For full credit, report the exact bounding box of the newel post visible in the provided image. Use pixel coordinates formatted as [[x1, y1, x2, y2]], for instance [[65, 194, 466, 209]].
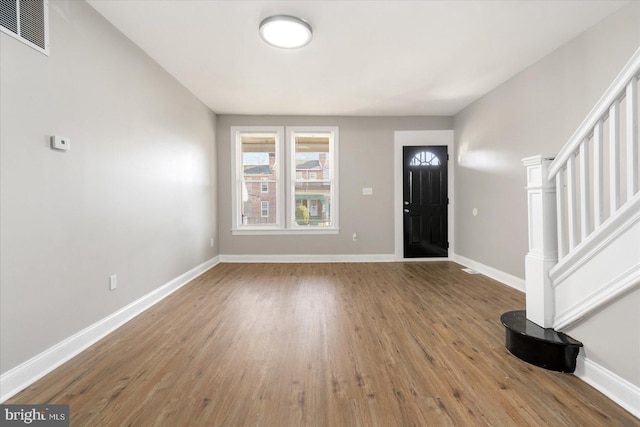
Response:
[[522, 156, 558, 328]]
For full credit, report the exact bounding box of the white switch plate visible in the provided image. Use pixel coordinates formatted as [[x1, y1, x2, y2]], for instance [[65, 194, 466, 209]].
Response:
[[362, 187, 373, 196], [109, 275, 117, 290], [51, 135, 71, 151]]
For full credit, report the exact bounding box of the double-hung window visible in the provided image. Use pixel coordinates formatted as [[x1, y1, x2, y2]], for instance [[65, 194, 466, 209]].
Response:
[[231, 126, 339, 234]]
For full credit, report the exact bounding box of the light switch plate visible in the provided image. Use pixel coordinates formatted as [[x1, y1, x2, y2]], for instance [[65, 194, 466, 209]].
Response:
[[362, 187, 373, 196]]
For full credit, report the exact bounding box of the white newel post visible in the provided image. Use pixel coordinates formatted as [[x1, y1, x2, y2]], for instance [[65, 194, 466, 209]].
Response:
[[522, 156, 557, 328]]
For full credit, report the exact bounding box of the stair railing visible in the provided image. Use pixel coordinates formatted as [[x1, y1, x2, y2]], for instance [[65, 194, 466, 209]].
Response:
[[548, 48, 639, 260], [523, 47, 640, 328]]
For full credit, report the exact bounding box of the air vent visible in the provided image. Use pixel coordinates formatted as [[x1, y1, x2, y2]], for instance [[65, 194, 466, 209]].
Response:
[[0, 0, 49, 55]]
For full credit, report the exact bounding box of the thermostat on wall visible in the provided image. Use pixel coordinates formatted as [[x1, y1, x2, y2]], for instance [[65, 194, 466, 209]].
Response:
[[51, 135, 71, 151]]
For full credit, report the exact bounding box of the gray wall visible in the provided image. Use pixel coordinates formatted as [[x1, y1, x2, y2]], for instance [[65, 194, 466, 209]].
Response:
[[0, 1, 217, 374], [453, 2, 640, 279], [452, 2, 640, 386], [567, 287, 640, 387], [217, 115, 451, 255]]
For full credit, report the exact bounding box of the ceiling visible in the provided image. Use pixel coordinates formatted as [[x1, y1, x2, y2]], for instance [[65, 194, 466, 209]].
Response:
[[87, 1, 629, 116]]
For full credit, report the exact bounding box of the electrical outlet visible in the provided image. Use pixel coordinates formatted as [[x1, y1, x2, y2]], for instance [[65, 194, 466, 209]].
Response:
[[51, 135, 71, 151], [109, 275, 117, 290], [210, 238, 214, 247], [352, 232, 358, 242]]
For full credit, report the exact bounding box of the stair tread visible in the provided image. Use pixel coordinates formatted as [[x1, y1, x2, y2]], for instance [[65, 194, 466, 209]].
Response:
[[500, 310, 583, 347]]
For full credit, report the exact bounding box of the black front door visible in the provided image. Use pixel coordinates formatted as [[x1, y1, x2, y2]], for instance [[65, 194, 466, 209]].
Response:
[[403, 145, 448, 258]]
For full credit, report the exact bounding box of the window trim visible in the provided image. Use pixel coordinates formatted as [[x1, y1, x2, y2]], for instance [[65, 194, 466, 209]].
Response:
[[287, 126, 339, 231], [230, 126, 284, 232], [230, 125, 339, 235]]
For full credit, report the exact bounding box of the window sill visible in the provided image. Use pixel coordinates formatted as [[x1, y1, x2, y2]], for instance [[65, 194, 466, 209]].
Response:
[[231, 228, 340, 236]]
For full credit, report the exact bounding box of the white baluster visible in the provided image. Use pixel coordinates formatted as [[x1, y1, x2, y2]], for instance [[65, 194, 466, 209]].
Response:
[[627, 77, 638, 198], [556, 170, 566, 260], [567, 153, 578, 249], [593, 120, 604, 227], [579, 139, 591, 238], [610, 102, 620, 213]]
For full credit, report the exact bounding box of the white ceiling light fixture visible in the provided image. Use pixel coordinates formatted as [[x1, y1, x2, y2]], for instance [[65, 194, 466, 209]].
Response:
[[259, 15, 312, 49]]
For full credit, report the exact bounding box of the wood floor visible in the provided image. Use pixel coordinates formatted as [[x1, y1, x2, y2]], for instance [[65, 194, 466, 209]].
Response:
[[7, 262, 639, 426]]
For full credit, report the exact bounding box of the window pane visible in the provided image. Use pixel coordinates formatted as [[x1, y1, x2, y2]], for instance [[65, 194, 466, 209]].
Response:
[[295, 134, 330, 178], [409, 151, 441, 166], [240, 133, 277, 225], [295, 185, 331, 226], [293, 132, 332, 227]]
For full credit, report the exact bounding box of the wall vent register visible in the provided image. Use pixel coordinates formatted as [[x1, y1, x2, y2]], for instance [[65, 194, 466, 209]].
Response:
[[0, 0, 49, 55]]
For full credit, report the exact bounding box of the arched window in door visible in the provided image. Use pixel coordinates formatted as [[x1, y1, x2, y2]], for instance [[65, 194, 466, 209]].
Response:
[[409, 151, 441, 166]]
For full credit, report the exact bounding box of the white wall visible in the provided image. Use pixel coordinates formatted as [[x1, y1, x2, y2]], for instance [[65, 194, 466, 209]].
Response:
[[0, 0, 217, 374]]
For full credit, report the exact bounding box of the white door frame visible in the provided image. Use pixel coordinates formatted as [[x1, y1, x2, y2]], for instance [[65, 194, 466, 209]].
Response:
[[393, 130, 455, 261]]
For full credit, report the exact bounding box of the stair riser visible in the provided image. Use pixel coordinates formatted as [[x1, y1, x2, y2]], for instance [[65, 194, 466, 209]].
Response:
[[505, 329, 581, 373]]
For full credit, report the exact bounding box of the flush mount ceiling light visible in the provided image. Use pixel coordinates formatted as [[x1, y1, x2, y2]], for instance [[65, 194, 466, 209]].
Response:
[[259, 15, 312, 49]]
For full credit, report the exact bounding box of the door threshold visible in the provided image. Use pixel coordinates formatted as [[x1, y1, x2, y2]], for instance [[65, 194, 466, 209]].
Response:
[[401, 257, 450, 262]]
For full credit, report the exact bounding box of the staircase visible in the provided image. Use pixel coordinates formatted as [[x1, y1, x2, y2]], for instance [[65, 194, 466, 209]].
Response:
[[502, 47, 640, 413]]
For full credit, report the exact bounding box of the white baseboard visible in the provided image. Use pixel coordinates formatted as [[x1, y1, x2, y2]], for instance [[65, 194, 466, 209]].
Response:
[[574, 353, 640, 419], [219, 254, 396, 263], [451, 253, 525, 293], [0, 256, 220, 403]]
